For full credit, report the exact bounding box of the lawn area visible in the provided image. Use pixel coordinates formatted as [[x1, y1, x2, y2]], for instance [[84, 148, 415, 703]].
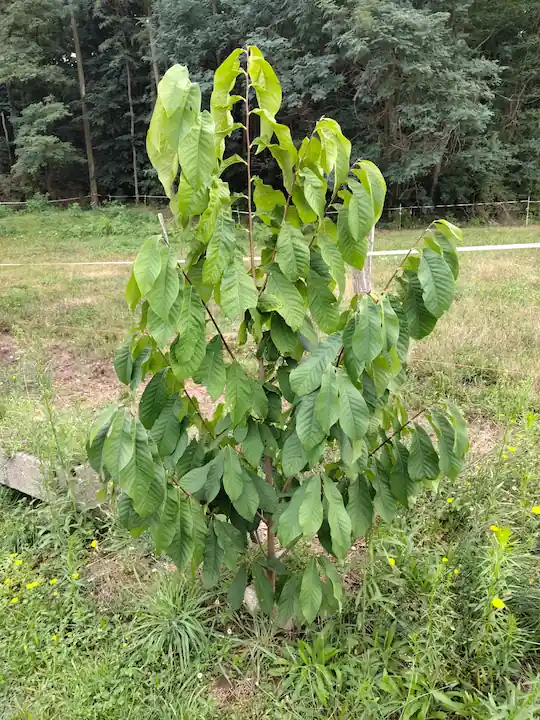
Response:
[[0, 205, 540, 718]]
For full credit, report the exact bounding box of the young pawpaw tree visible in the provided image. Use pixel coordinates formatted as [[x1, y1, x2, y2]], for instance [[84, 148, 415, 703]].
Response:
[[87, 47, 467, 624]]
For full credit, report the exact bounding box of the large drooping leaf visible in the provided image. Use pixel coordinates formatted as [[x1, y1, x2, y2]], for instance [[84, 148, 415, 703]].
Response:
[[300, 558, 323, 624], [298, 475, 323, 537], [315, 117, 351, 194], [408, 424, 440, 481], [210, 48, 243, 157], [270, 313, 303, 360], [447, 402, 468, 457], [151, 485, 180, 554], [281, 430, 308, 477], [226, 361, 252, 427], [166, 495, 194, 570], [352, 295, 384, 365], [402, 271, 438, 340], [119, 419, 165, 518], [202, 213, 236, 286], [347, 475, 373, 539], [114, 336, 134, 386], [275, 222, 310, 282], [170, 284, 206, 382], [337, 206, 367, 269], [265, 264, 306, 331], [432, 220, 461, 280], [277, 483, 306, 546], [228, 565, 248, 611], [389, 441, 413, 507], [177, 110, 216, 189], [220, 257, 258, 319], [323, 476, 352, 561], [429, 410, 462, 480], [133, 237, 162, 296], [308, 272, 340, 334], [381, 294, 400, 349], [352, 160, 387, 225], [315, 364, 339, 434], [222, 446, 244, 503], [102, 409, 135, 478], [337, 369, 369, 442], [202, 524, 223, 588], [296, 391, 326, 450], [277, 575, 299, 627], [253, 563, 274, 616], [300, 167, 326, 220], [232, 473, 259, 521], [242, 420, 264, 469], [193, 335, 226, 400], [139, 372, 172, 430], [289, 333, 342, 396], [372, 472, 397, 524], [146, 247, 181, 321], [248, 46, 282, 142], [348, 179, 374, 242], [316, 219, 346, 297], [150, 396, 186, 457], [418, 248, 455, 318], [159, 64, 195, 118]]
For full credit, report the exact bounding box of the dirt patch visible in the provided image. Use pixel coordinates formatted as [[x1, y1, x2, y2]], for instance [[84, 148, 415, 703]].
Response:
[[0, 333, 18, 365], [50, 347, 120, 407], [209, 675, 258, 710], [85, 553, 155, 609], [185, 380, 219, 418]]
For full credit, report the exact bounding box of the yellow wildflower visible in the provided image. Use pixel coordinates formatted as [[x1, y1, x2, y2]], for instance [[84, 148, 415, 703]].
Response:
[[72, 572, 79, 580], [3, 578, 11, 585], [531, 507, 540, 515], [90, 539, 98, 549], [53, 590, 58, 597], [25, 581, 40, 590], [447, 497, 454, 504], [530, 578, 535, 585], [442, 557, 449, 564], [10, 553, 17, 558], [14, 559, 22, 566], [454, 568, 460, 576], [49, 578, 57, 585], [10, 597, 18, 604], [489, 525, 500, 533], [492, 597, 505, 610], [507, 446, 517, 453], [388, 557, 396, 567], [52, 634, 58, 642]]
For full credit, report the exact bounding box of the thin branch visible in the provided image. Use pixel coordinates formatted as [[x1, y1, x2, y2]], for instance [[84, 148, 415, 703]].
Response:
[[382, 226, 431, 293], [368, 408, 426, 457], [243, 68, 256, 282], [156, 212, 236, 362], [184, 388, 215, 438]]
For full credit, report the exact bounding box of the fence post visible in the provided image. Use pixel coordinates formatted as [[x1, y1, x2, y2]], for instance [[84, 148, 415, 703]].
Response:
[[398, 204, 402, 230], [526, 195, 531, 226]]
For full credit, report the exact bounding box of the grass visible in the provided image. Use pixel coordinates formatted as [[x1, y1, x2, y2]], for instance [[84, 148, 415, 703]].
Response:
[[0, 205, 540, 718]]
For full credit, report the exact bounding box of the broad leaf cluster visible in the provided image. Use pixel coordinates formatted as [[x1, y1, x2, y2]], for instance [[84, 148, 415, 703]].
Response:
[[89, 47, 468, 624]]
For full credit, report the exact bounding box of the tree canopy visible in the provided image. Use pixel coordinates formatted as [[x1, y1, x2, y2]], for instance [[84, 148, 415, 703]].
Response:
[[0, 0, 538, 206]]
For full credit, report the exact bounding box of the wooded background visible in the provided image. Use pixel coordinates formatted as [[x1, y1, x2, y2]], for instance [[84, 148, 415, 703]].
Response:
[[0, 0, 538, 208]]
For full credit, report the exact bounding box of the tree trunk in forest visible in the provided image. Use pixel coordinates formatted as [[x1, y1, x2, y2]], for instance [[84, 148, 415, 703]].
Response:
[[125, 57, 139, 203], [69, 3, 99, 206], [146, 4, 160, 96], [1, 111, 12, 166]]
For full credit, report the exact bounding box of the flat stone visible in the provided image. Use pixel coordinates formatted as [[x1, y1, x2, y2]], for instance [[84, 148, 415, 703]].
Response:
[[70, 464, 103, 509], [243, 585, 260, 614], [2, 452, 48, 500]]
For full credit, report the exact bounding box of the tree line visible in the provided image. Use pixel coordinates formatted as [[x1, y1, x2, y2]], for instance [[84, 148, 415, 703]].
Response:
[[0, 0, 538, 208]]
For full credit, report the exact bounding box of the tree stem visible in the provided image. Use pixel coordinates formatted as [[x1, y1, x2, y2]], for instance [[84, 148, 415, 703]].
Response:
[[243, 68, 256, 282]]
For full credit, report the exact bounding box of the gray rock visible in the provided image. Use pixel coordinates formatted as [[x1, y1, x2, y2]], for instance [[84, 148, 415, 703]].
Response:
[[243, 585, 260, 614], [2, 452, 48, 500]]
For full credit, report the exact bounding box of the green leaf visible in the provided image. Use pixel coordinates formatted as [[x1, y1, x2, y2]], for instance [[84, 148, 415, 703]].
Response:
[[150, 396, 185, 457], [296, 391, 326, 451], [253, 176, 286, 214], [220, 257, 258, 319], [159, 64, 193, 118], [251, 473, 278, 514], [300, 558, 323, 624], [139, 369, 171, 429], [250, 380, 269, 421], [290, 333, 342, 397], [432, 220, 461, 280], [430, 410, 461, 480], [277, 484, 306, 546], [300, 167, 326, 219], [347, 475, 373, 539], [146, 247, 180, 321], [276, 222, 310, 282], [447, 402, 468, 457], [232, 472, 259, 521], [389, 442, 412, 507], [308, 272, 340, 334], [119, 419, 165, 518], [215, 519, 245, 571], [281, 430, 308, 477], [151, 485, 180, 554], [372, 472, 397, 523], [211, 49, 243, 157], [202, 524, 223, 588], [315, 364, 339, 434], [117, 494, 148, 534], [248, 46, 282, 141], [353, 295, 384, 364], [166, 494, 194, 570], [134, 237, 162, 296], [177, 110, 216, 190], [253, 563, 274, 615], [179, 458, 212, 494], [125, 269, 141, 311], [243, 419, 264, 468], [381, 294, 399, 349], [316, 219, 345, 297], [337, 369, 369, 442], [223, 446, 244, 502], [352, 160, 387, 224], [299, 475, 323, 538], [277, 575, 298, 627], [337, 206, 367, 269], [323, 476, 352, 561], [266, 265, 306, 331], [402, 271, 438, 340], [270, 314, 303, 360], [315, 118, 351, 194], [368, 348, 401, 397], [202, 213, 236, 286], [342, 316, 364, 385], [193, 335, 226, 400], [102, 409, 134, 477], [114, 336, 133, 385], [228, 566, 248, 611], [408, 424, 440, 481], [418, 249, 455, 318], [348, 179, 374, 242], [171, 285, 206, 382], [226, 361, 252, 427], [318, 555, 343, 612]]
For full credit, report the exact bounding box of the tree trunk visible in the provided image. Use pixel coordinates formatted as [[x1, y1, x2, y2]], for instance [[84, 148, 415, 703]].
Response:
[[69, 3, 99, 206], [125, 57, 139, 203], [1, 111, 12, 167], [147, 12, 160, 96], [352, 226, 375, 294]]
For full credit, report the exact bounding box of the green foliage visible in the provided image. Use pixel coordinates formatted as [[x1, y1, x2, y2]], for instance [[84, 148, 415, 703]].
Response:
[[90, 47, 467, 624]]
